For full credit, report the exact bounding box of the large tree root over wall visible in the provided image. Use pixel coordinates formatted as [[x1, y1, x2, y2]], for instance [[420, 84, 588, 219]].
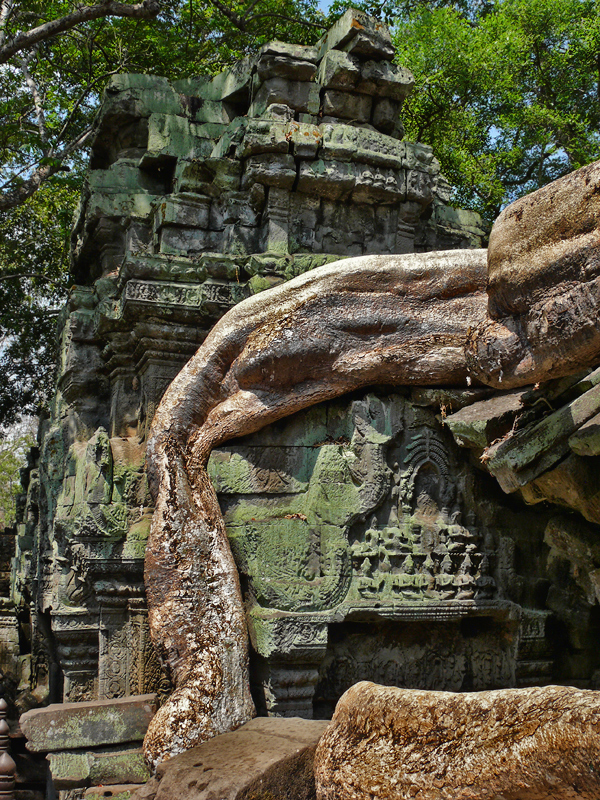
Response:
[[143, 161, 600, 769]]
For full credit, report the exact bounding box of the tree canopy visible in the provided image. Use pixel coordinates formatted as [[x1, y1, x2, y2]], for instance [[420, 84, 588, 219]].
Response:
[[346, 0, 600, 221], [1, 0, 600, 425]]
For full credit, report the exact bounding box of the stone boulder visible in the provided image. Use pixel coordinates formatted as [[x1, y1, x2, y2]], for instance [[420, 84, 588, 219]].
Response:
[[314, 681, 600, 800], [132, 717, 328, 800]]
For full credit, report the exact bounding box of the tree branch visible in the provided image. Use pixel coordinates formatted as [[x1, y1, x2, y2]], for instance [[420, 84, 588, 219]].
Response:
[[244, 11, 326, 29], [0, 0, 14, 47], [18, 52, 49, 153], [0, 0, 160, 64], [0, 126, 93, 211], [0, 272, 61, 283], [208, 0, 246, 31]]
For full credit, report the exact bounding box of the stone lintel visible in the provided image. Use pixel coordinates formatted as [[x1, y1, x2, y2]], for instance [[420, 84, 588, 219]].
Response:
[[20, 694, 157, 753]]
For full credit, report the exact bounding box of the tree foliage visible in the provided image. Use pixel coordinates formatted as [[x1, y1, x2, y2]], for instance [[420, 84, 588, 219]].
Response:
[[341, 0, 600, 221], [0, 418, 36, 528], [0, 178, 76, 424]]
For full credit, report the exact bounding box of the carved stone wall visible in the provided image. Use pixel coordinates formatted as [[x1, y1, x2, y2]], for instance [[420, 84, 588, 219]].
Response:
[[208, 388, 563, 717], [8, 8, 600, 740]]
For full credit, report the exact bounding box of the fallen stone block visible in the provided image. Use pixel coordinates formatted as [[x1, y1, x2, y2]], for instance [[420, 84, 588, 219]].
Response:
[[521, 451, 600, 525], [484, 366, 600, 492], [445, 388, 526, 450], [20, 694, 157, 753], [47, 746, 150, 790], [315, 681, 600, 800], [132, 717, 328, 800]]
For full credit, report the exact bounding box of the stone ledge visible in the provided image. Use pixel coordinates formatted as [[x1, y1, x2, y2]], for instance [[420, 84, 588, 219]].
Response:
[[20, 694, 157, 753]]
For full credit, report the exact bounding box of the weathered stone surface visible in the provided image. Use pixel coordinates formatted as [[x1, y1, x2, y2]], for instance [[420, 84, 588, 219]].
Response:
[[444, 388, 526, 450], [317, 51, 361, 90], [14, 7, 599, 791], [467, 161, 600, 388], [21, 695, 157, 753], [314, 681, 600, 800], [356, 60, 414, 102], [256, 42, 318, 82], [520, 452, 600, 525], [321, 90, 372, 123], [545, 515, 600, 605], [133, 718, 327, 800], [569, 411, 600, 455], [249, 77, 320, 117], [47, 747, 150, 789], [484, 366, 600, 492], [315, 8, 395, 61], [85, 786, 144, 799]]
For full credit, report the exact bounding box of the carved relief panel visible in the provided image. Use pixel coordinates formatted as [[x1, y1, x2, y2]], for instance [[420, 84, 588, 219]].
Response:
[[209, 389, 528, 714]]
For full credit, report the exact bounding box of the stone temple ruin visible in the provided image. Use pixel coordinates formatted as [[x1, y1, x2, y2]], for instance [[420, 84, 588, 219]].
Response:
[[3, 7, 600, 798]]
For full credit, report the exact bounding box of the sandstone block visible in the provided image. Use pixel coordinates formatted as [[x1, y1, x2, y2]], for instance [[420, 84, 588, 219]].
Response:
[[322, 90, 372, 123], [144, 114, 213, 162], [357, 61, 414, 103], [484, 366, 600, 492], [371, 97, 401, 134], [403, 141, 436, 170], [315, 681, 600, 800], [47, 747, 150, 790], [242, 153, 297, 190], [321, 124, 406, 170], [317, 51, 361, 90], [88, 160, 161, 194], [406, 168, 434, 204], [569, 411, 600, 456], [153, 194, 211, 231], [297, 160, 355, 200], [445, 389, 526, 450], [133, 717, 328, 800], [20, 695, 157, 753], [236, 119, 288, 158], [315, 9, 395, 61], [250, 77, 320, 117], [159, 226, 210, 256], [256, 42, 318, 82], [103, 74, 182, 116], [520, 451, 600, 525], [287, 121, 322, 158], [201, 57, 253, 103]]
